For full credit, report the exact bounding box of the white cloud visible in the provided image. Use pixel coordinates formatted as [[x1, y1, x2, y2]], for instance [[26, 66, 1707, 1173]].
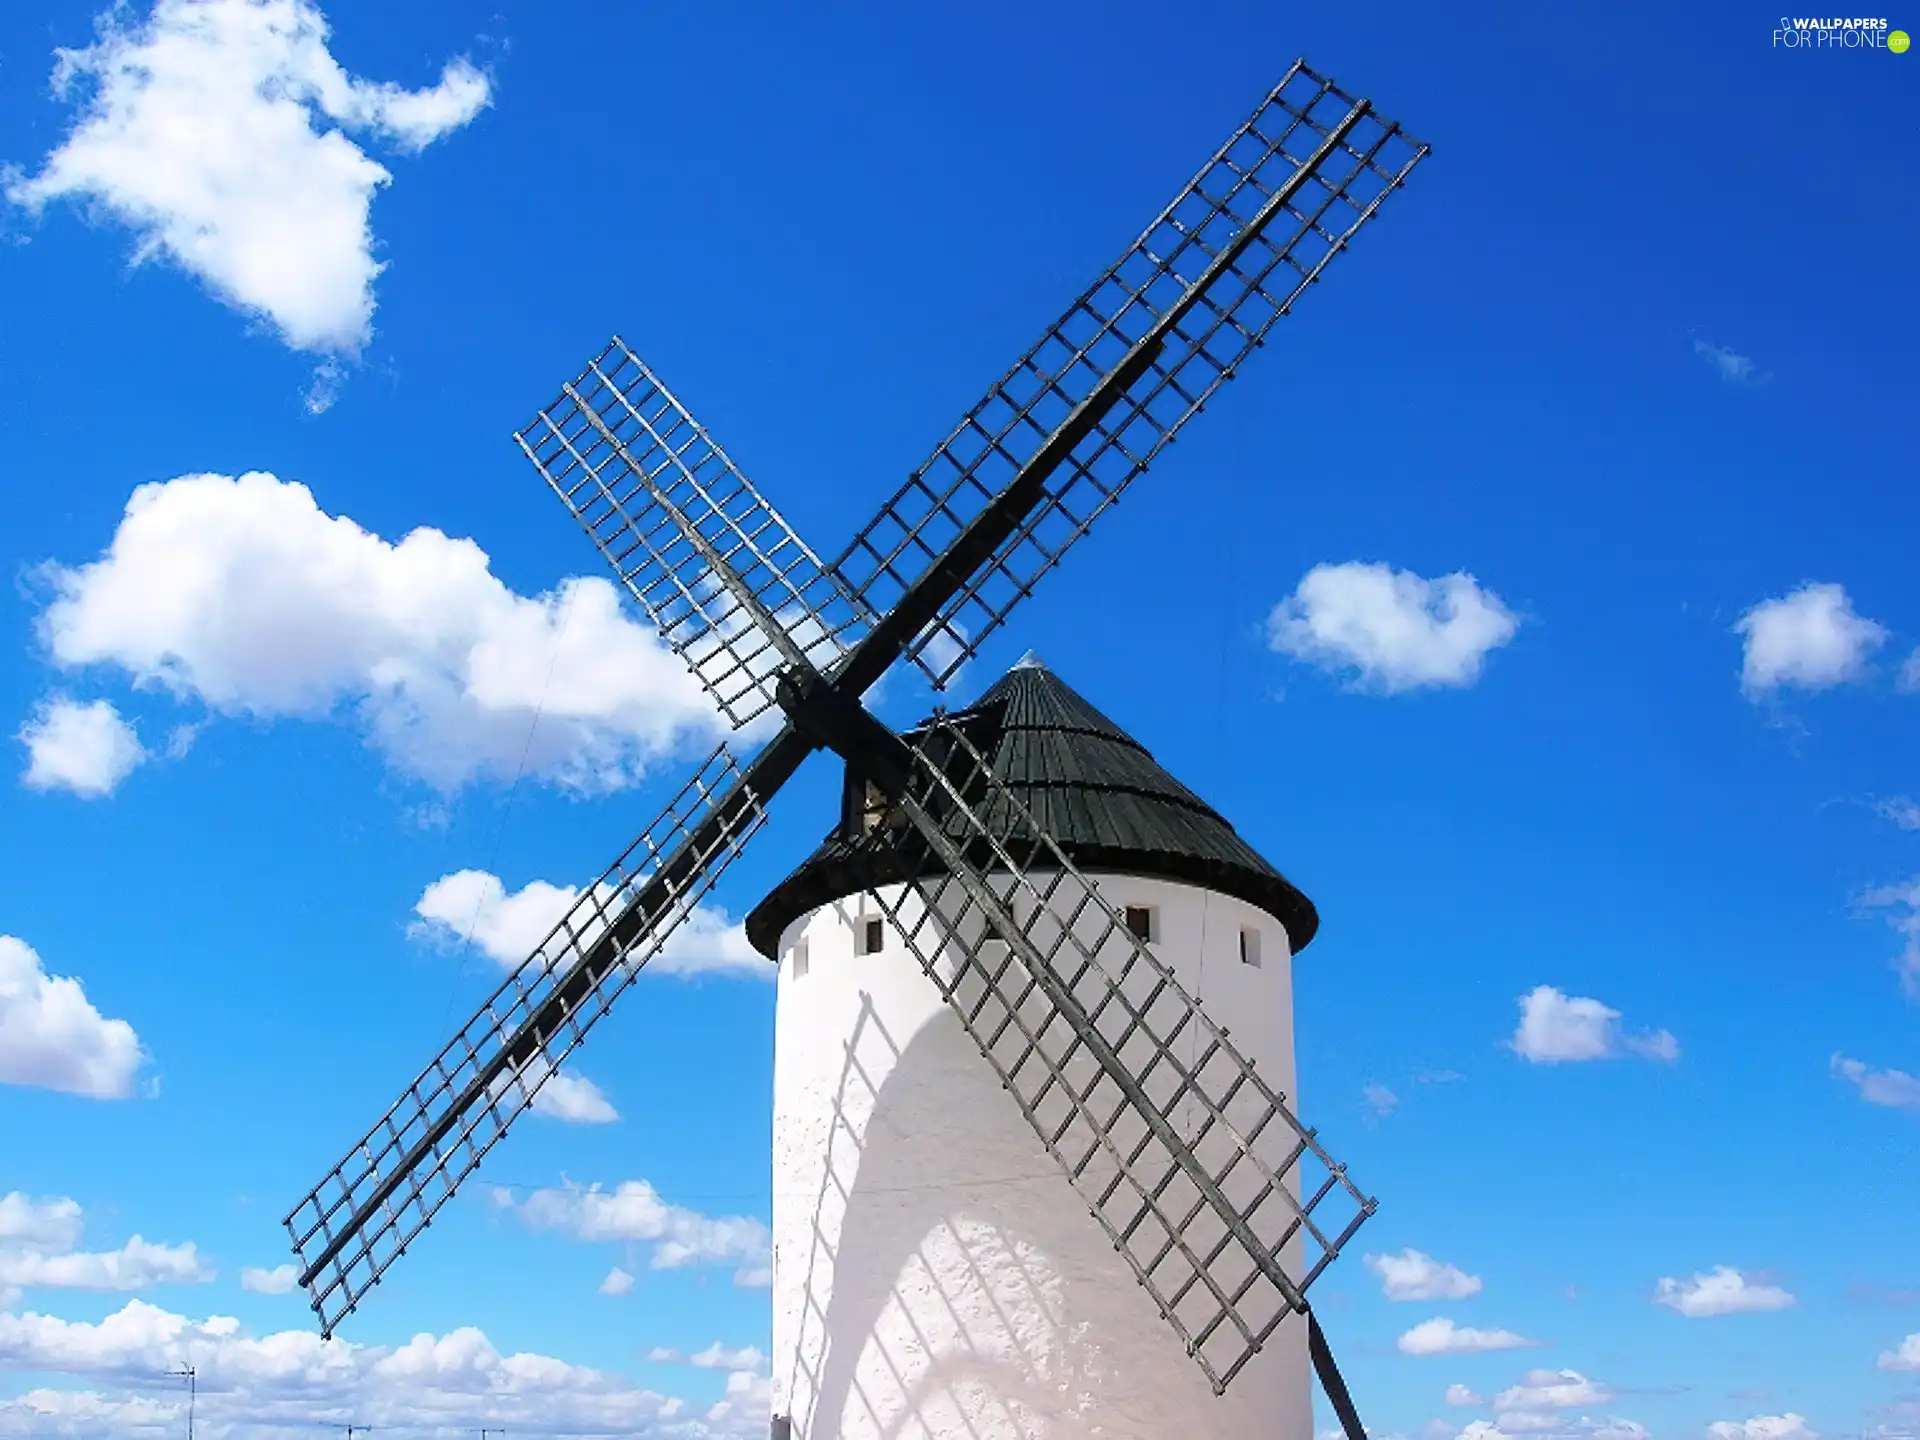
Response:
[[0, 1239, 209, 1294], [1903, 649, 1920, 692], [1447, 1384, 1486, 1407], [1509, 986, 1678, 1065], [1494, 1370, 1615, 1411], [0, 1195, 210, 1302], [498, 1181, 770, 1286], [529, 1070, 618, 1125], [0, 1297, 764, 1438], [1365, 1248, 1482, 1302], [0, 1387, 179, 1432], [36, 473, 722, 792], [0, 936, 144, 1099], [1875, 796, 1920, 830], [6, 0, 490, 356], [0, 1196, 84, 1253], [646, 1343, 766, 1372], [238, 1264, 296, 1295], [1267, 561, 1518, 693], [597, 1267, 633, 1297], [1363, 1082, 1400, 1118], [1457, 1425, 1511, 1440], [706, 1370, 773, 1430], [1693, 339, 1767, 386], [412, 868, 765, 978], [17, 697, 147, 798], [1879, 1332, 1920, 1372], [690, 1343, 764, 1372], [1857, 877, 1920, 997], [1708, 1416, 1817, 1440], [1735, 583, 1887, 697], [1493, 1413, 1561, 1435], [1831, 1052, 1920, 1109], [1397, 1318, 1540, 1356], [1653, 1266, 1794, 1317]]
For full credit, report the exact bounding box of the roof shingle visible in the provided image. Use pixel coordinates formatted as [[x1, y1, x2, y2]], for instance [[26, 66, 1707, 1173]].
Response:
[[744, 659, 1319, 957]]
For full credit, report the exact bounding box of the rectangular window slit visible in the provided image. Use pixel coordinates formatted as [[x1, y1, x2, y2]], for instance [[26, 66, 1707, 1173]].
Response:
[[860, 918, 885, 955], [1239, 927, 1261, 968], [790, 940, 809, 980], [1124, 905, 1156, 942]]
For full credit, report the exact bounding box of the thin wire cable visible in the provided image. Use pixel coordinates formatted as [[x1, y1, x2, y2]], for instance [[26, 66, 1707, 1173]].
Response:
[[432, 583, 581, 1039]]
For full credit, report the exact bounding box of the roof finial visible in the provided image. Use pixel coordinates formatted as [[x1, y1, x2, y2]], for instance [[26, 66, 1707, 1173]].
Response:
[[1012, 650, 1046, 671]]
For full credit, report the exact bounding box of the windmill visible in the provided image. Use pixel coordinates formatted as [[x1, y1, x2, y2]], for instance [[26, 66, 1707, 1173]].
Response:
[[286, 60, 1427, 1439]]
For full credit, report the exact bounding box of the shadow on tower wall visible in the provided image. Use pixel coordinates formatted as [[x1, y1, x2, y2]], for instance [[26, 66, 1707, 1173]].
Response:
[[785, 991, 1124, 1440]]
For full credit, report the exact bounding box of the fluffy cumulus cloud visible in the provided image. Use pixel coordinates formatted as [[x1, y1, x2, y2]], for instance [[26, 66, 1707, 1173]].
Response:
[[1509, 985, 1678, 1065], [1856, 877, 1920, 998], [1879, 1332, 1920, 1372], [1365, 1248, 1482, 1302], [529, 1070, 619, 1125], [1708, 1417, 1817, 1440], [1267, 561, 1518, 694], [413, 868, 766, 978], [34, 474, 722, 792], [17, 697, 147, 798], [1653, 1266, 1794, 1317], [239, 1264, 297, 1295], [1735, 583, 1887, 697], [1447, 1384, 1486, 1406], [0, 1239, 210, 1294], [598, 1266, 634, 1297], [0, 1196, 84, 1253], [496, 1181, 771, 1288], [1494, 1370, 1615, 1412], [0, 937, 144, 1099], [1397, 1318, 1540, 1356], [0, 1194, 210, 1305], [0, 1298, 769, 1438], [1830, 1052, 1920, 1109], [6, 0, 490, 357]]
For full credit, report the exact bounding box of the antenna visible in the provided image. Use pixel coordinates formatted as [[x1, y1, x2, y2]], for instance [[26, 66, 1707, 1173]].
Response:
[[167, 1365, 195, 1440]]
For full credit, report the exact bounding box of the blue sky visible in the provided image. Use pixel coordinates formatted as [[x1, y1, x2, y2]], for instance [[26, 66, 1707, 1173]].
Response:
[[0, 0, 1915, 1436]]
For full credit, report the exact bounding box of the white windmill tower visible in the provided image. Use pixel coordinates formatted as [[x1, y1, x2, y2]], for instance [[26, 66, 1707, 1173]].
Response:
[[283, 60, 1426, 1440], [748, 653, 1329, 1438]]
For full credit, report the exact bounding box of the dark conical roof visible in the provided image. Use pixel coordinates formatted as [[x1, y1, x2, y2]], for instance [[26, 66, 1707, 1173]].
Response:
[[744, 660, 1319, 957]]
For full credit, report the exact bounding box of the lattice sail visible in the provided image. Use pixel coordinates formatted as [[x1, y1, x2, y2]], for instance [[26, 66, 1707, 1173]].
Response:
[[516, 340, 874, 729], [832, 60, 1427, 689], [285, 746, 768, 1336], [862, 716, 1373, 1394]]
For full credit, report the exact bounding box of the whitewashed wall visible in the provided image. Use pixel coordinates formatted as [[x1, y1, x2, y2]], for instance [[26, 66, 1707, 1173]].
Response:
[[768, 873, 1313, 1440]]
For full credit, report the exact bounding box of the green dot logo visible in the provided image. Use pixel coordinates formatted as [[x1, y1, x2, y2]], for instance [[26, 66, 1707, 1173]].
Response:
[[1892, 29, 1912, 52]]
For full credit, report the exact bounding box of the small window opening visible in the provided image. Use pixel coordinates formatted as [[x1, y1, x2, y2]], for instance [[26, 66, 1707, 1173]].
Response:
[[1239, 927, 1262, 968], [858, 917, 885, 955], [1124, 905, 1156, 942], [790, 939, 810, 980]]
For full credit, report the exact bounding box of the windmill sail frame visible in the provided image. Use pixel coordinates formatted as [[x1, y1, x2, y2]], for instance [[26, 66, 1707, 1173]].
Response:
[[286, 54, 1428, 1420]]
